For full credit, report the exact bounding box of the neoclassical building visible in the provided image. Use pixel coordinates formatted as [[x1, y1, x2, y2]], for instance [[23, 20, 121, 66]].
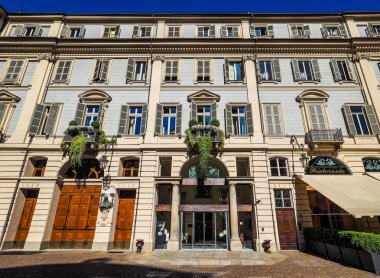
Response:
[[0, 6, 380, 252]]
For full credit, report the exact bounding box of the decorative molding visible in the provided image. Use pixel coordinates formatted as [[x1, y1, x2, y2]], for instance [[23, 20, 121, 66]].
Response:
[[152, 54, 165, 62], [187, 89, 221, 102], [243, 54, 255, 62], [37, 54, 56, 62], [0, 90, 21, 103]]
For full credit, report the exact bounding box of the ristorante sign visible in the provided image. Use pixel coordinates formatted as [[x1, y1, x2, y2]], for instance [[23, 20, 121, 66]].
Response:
[[305, 156, 351, 175]]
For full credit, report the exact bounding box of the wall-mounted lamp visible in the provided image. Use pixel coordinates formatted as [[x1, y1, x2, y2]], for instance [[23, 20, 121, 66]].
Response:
[[290, 135, 310, 168]]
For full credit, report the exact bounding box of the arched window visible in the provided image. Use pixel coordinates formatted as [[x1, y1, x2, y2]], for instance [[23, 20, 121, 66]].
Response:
[[121, 158, 140, 177], [363, 157, 380, 172], [269, 158, 289, 176], [64, 159, 103, 179]]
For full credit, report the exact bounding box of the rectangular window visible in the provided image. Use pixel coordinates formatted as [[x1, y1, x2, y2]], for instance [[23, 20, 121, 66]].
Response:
[[236, 158, 250, 177], [139, 26, 151, 37], [259, 61, 274, 81], [263, 104, 284, 136], [306, 103, 328, 130], [127, 106, 143, 135], [103, 25, 120, 38], [168, 26, 181, 37], [350, 106, 370, 135], [3, 60, 24, 82], [337, 61, 352, 81], [162, 106, 177, 135], [32, 160, 47, 177], [70, 28, 82, 38], [84, 105, 100, 126], [122, 160, 139, 177], [226, 26, 239, 37], [274, 190, 292, 208], [228, 61, 243, 81], [134, 61, 147, 81], [197, 26, 210, 37], [24, 26, 37, 37], [164, 61, 179, 82], [196, 60, 211, 82], [373, 25, 380, 35], [326, 26, 339, 36], [270, 158, 288, 177], [92, 59, 110, 83], [298, 61, 314, 81], [160, 157, 172, 177], [53, 60, 72, 82], [231, 106, 246, 135], [197, 105, 211, 125], [254, 27, 267, 37]]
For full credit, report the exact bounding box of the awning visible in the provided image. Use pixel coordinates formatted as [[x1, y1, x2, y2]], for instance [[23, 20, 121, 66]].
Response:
[[298, 174, 380, 218], [365, 172, 380, 182]]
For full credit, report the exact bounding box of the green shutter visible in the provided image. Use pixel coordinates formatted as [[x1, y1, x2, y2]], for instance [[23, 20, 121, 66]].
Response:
[[0, 103, 8, 128], [245, 103, 254, 136], [211, 102, 217, 120], [365, 105, 380, 135], [78, 26, 86, 38], [140, 104, 148, 135], [223, 59, 230, 83], [272, 59, 281, 81], [291, 59, 301, 81], [60, 25, 70, 38], [155, 104, 163, 135], [43, 103, 60, 135], [221, 26, 226, 37], [92, 60, 101, 81], [311, 59, 321, 81], [118, 105, 129, 135], [338, 24, 347, 37], [303, 25, 311, 37], [330, 59, 341, 82], [126, 59, 134, 83], [267, 25, 274, 38], [29, 104, 45, 134], [99, 60, 109, 82], [210, 25, 215, 38], [132, 26, 139, 37], [176, 104, 182, 135], [225, 104, 233, 136], [321, 25, 328, 38], [14, 25, 24, 36], [345, 60, 355, 81], [342, 105, 356, 136], [191, 102, 197, 120], [75, 103, 86, 125]]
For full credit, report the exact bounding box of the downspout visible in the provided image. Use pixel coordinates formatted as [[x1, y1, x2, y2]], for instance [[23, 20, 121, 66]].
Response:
[[0, 134, 34, 248]]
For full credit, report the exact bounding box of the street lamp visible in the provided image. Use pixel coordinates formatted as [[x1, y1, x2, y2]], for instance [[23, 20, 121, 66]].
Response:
[[290, 135, 310, 168]]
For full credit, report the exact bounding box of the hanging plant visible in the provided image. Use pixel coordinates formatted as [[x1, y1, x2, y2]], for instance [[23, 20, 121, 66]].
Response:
[[197, 136, 212, 175], [67, 135, 88, 167]]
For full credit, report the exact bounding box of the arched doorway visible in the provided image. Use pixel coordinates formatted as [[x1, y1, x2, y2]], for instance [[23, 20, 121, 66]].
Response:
[[49, 159, 103, 249]]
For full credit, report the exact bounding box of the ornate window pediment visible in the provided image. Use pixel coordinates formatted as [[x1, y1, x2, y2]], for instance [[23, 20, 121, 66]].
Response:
[[0, 90, 21, 103], [296, 90, 329, 103], [187, 89, 220, 103], [78, 89, 112, 103]]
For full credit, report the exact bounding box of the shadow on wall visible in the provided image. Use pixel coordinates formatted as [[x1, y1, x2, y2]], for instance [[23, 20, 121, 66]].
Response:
[[0, 256, 213, 278]]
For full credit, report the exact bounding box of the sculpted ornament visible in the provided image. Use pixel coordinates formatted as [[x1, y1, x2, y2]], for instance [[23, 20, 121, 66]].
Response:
[[152, 55, 165, 62]]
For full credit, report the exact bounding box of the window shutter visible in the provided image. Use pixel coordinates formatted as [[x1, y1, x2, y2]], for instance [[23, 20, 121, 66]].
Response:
[[176, 104, 182, 135], [118, 105, 129, 135], [250, 25, 255, 37], [97, 104, 104, 124], [223, 59, 230, 83], [155, 104, 163, 135], [256, 61, 262, 82], [43, 103, 60, 135], [172, 61, 179, 80], [321, 25, 328, 38], [78, 26, 86, 38], [75, 103, 86, 125], [92, 60, 101, 81], [204, 60, 210, 80], [267, 25, 274, 38], [307, 103, 326, 130], [330, 59, 342, 82], [174, 27, 180, 37], [291, 59, 301, 81], [221, 26, 226, 38], [345, 60, 355, 81], [311, 59, 321, 81], [132, 26, 139, 37], [34, 25, 42, 36], [272, 59, 281, 81], [265, 105, 274, 136], [342, 105, 356, 136], [303, 25, 311, 37], [210, 25, 215, 38], [197, 27, 203, 37], [99, 60, 109, 81], [272, 105, 282, 135], [338, 24, 347, 37], [291, 26, 298, 37], [60, 25, 70, 38], [126, 59, 134, 83], [225, 104, 233, 136], [245, 103, 254, 136], [29, 104, 45, 134], [103, 27, 110, 38], [191, 102, 197, 120], [367, 24, 374, 37], [14, 25, 24, 36], [140, 104, 148, 135], [211, 102, 217, 120], [0, 103, 8, 127], [146, 27, 152, 37], [364, 105, 380, 135], [115, 25, 121, 37]]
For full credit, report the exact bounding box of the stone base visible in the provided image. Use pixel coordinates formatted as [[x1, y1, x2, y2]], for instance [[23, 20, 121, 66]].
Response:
[[167, 239, 180, 251], [92, 241, 113, 252], [229, 239, 243, 251]]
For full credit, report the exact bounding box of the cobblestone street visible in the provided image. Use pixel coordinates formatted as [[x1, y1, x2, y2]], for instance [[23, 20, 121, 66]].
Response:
[[0, 250, 375, 277]]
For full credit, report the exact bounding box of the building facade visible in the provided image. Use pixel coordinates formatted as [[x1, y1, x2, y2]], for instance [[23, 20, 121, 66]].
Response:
[[0, 8, 380, 252]]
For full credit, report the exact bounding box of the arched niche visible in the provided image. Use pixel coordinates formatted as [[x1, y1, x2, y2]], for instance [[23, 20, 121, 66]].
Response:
[[180, 157, 229, 179], [59, 158, 104, 179]]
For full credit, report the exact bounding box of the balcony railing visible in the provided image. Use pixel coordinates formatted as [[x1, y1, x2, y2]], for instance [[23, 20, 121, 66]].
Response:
[[305, 128, 344, 147], [190, 125, 221, 143], [63, 126, 97, 144]]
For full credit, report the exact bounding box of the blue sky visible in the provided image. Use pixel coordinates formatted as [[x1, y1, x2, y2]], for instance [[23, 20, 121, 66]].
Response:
[[1, 0, 379, 13]]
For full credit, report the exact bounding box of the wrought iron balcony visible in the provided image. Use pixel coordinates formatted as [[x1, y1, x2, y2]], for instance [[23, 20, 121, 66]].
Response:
[[0, 130, 6, 143], [190, 125, 221, 143], [305, 128, 344, 148], [63, 126, 98, 150]]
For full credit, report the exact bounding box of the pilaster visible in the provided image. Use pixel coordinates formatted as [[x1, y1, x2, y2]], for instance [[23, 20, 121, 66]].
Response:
[[167, 183, 180, 250], [229, 183, 242, 251]]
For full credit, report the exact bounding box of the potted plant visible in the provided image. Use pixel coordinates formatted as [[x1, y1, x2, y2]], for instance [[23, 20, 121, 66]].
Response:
[[304, 228, 328, 257], [323, 229, 342, 262]]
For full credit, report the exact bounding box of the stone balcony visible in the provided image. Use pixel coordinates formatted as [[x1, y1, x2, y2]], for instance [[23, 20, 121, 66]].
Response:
[[305, 128, 344, 150], [190, 125, 221, 143]]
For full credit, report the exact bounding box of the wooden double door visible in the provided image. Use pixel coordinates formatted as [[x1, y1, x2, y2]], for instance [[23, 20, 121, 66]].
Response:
[[14, 190, 39, 248], [276, 208, 298, 250], [114, 191, 136, 249], [50, 185, 101, 249]]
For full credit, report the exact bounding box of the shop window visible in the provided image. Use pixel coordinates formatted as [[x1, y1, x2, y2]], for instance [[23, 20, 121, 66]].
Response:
[[236, 158, 249, 177], [269, 158, 289, 176], [122, 159, 139, 177], [274, 190, 292, 208], [159, 157, 172, 177]]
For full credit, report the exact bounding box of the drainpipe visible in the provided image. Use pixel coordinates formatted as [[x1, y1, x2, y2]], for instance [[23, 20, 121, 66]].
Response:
[[0, 134, 34, 248]]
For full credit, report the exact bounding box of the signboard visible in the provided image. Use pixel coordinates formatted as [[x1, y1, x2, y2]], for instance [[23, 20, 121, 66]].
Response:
[[363, 157, 380, 172], [179, 205, 229, 212], [155, 221, 166, 247], [305, 156, 351, 175], [182, 178, 225, 186]]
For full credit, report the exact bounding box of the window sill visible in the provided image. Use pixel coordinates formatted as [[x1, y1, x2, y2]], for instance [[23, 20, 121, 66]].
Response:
[[258, 80, 280, 84], [251, 35, 272, 39], [157, 134, 180, 138], [297, 80, 320, 84]]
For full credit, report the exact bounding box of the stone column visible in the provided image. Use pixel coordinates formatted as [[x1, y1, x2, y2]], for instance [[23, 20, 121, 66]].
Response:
[[229, 183, 242, 251], [167, 183, 180, 250], [144, 55, 164, 143], [243, 55, 264, 143]]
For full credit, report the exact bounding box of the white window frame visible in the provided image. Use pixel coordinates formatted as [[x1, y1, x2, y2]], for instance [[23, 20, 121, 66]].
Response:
[[371, 24, 380, 36], [196, 25, 211, 38], [269, 158, 289, 177], [196, 104, 212, 125], [162, 60, 180, 83], [323, 24, 341, 37], [231, 106, 247, 135], [298, 60, 314, 81], [259, 60, 274, 81], [274, 189, 293, 208], [0, 102, 13, 133], [138, 26, 153, 38], [52, 60, 74, 84], [304, 102, 330, 131], [263, 103, 285, 136], [89, 59, 112, 84], [224, 25, 240, 38], [350, 105, 372, 135], [161, 106, 177, 135], [68, 26, 84, 38], [127, 106, 144, 136], [1, 59, 28, 85], [83, 104, 101, 127], [134, 60, 148, 82], [289, 25, 308, 38], [194, 59, 213, 83], [228, 60, 244, 82], [167, 25, 181, 38], [251, 25, 269, 37], [101, 25, 120, 38]]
